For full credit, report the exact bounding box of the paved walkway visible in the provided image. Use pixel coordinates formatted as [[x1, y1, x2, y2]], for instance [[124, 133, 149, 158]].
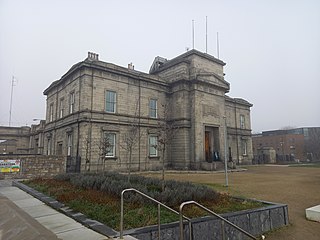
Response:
[[0, 180, 109, 240]]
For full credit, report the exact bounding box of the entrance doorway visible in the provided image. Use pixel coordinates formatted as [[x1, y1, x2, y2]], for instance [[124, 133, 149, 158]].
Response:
[[205, 131, 211, 162], [205, 126, 220, 162]]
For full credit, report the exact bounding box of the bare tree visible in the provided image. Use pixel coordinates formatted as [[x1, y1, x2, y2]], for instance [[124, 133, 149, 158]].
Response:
[[84, 134, 91, 171], [153, 103, 179, 191], [119, 101, 141, 182], [98, 132, 113, 172], [305, 128, 320, 161]]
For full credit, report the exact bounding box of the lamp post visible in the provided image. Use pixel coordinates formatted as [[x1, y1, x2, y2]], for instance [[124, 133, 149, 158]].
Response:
[[223, 116, 229, 187]]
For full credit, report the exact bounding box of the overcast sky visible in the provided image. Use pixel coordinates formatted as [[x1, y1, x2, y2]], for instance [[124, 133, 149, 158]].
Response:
[[0, 0, 319, 132]]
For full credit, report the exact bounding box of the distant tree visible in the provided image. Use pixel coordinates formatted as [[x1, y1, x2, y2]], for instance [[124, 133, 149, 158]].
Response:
[[280, 126, 296, 130], [153, 103, 179, 191], [305, 128, 320, 161]]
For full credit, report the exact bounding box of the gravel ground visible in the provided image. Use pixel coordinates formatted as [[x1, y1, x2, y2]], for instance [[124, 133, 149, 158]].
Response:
[[144, 165, 320, 240]]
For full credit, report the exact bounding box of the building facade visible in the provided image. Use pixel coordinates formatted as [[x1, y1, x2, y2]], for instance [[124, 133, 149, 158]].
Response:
[[252, 127, 320, 163], [34, 50, 253, 171]]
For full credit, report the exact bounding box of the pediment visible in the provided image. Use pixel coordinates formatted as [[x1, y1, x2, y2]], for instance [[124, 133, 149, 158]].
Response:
[[196, 73, 230, 91]]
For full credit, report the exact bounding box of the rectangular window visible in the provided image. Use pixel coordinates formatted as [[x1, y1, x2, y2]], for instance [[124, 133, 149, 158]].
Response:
[[35, 139, 39, 154], [240, 115, 245, 129], [67, 134, 72, 156], [242, 140, 247, 156], [69, 92, 75, 114], [47, 138, 52, 155], [104, 132, 116, 157], [149, 135, 158, 157], [149, 99, 157, 118], [106, 91, 117, 113], [57, 142, 63, 155], [59, 98, 64, 118], [49, 104, 54, 122]]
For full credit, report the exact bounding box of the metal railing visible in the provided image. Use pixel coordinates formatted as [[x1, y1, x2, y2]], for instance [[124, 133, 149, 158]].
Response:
[[120, 188, 193, 240], [179, 201, 258, 240]]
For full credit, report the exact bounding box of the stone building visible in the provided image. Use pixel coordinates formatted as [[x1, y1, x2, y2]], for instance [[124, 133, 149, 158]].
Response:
[[0, 126, 31, 154], [252, 127, 320, 163], [40, 50, 253, 172]]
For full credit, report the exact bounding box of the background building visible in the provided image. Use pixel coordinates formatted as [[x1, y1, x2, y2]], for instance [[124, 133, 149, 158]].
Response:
[[252, 127, 320, 163]]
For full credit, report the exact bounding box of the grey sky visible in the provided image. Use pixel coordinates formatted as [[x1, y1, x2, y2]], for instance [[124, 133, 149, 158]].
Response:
[[0, 0, 319, 132]]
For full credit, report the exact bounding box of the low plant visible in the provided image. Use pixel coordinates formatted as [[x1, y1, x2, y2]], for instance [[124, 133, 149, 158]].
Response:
[[24, 172, 265, 230]]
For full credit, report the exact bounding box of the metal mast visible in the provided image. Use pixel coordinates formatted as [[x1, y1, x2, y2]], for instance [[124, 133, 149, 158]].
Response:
[[9, 76, 15, 126]]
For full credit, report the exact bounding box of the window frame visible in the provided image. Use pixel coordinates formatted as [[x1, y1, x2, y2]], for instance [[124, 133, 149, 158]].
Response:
[[47, 138, 52, 155], [59, 98, 64, 118], [104, 132, 116, 158], [240, 114, 245, 129], [49, 103, 54, 122], [105, 90, 117, 113], [149, 99, 158, 118], [149, 135, 158, 157], [69, 92, 75, 114], [242, 140, 247, 156], [67, 133, 72, 156]]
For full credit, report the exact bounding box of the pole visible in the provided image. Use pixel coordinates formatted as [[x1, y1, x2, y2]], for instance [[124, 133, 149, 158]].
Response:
[[224, 116, 229, 187], [192, 20, 195, 49], [205, 16, 208, 53], [217, 32, 220, 59], [9, 76, 15, 126]]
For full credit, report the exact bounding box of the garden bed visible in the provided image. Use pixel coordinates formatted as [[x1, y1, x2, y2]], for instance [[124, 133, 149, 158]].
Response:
[[16, 172, 289, 239], [22, 172, 264, 231]]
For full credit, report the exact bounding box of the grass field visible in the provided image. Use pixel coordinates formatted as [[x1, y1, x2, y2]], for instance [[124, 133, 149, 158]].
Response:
[[142, 165, 320, 239]]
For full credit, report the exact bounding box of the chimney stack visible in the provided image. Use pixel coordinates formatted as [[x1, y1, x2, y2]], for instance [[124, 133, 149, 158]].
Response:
[[128, 62, 134, 70], [87, 52, 99, 61]]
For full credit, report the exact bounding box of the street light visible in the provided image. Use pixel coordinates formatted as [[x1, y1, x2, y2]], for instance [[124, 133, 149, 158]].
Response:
[[223, 116, 229, 187]]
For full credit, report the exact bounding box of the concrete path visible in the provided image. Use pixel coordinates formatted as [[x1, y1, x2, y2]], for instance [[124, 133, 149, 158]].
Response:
[[0, 180, 109, 240]]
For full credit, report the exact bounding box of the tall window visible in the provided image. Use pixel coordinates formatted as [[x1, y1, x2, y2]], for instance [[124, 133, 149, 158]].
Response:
[[240, 115, 245, 129], [49, 104, 54, 122], [67, 133, 72, 156], [57, 142, 63, 155], [104, 132, 116, 157], [242, 140, 247, 156], [59, 98, 64, 118], [69, 92, 75, 114], [106, 91, 117, 113], [47, 138, 52, 155], [149, 99, 157, 118], [149, 135, 158, 157]]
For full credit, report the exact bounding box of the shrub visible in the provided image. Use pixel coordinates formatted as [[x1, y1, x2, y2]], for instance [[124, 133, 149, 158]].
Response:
[[54, 172, 219, 207]]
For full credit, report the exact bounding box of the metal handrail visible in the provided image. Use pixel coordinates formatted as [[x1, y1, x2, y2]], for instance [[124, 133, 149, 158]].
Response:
[[120, 188, 193, 240], [179, 200, 258, 240]]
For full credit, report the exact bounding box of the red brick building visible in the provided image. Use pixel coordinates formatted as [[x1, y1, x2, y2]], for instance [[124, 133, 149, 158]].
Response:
[[252, 127, 320, 163]]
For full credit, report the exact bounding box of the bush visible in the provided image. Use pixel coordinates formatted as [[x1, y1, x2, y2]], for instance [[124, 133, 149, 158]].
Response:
[[54, 172, 219, 207]]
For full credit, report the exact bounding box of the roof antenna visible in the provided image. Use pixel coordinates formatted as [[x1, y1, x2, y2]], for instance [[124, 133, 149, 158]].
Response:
[[206, 16, 208, 53], [217, 32, 220, 59], [192, 20, 195, 49], [9, 76, 17, 126]]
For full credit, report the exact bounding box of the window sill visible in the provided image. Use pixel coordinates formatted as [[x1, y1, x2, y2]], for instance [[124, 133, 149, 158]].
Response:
[[149, 156, 160, 160], [105, 157, 117, 160]]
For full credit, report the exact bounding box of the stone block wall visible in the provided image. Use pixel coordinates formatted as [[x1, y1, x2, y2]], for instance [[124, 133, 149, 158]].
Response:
[[0, 155, 65, 179], [125, 201, 289, 240]]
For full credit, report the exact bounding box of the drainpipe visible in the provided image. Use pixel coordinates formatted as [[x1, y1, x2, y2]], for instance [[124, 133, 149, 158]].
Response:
[[234, 100, 240, 164], [76, 72, 82, 172], [89, 67, 94, 170], [138, 75, 141, 171]]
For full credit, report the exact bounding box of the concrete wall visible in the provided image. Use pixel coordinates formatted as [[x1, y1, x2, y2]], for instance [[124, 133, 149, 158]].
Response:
[[0, 155, 65, 179]]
